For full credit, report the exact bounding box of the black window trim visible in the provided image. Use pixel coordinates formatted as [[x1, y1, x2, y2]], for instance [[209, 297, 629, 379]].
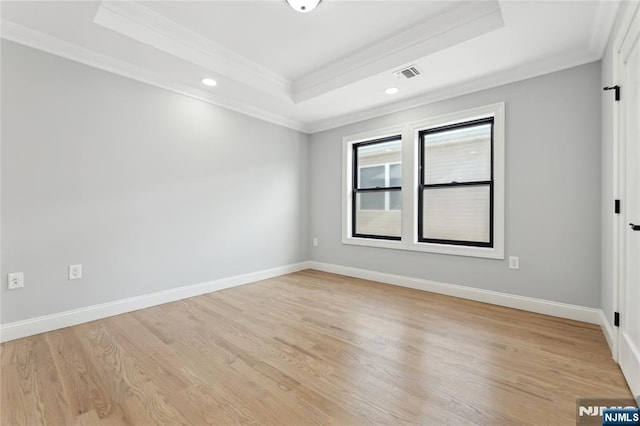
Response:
[[352, 135, 402, 241], [417, 117, 494, 248]]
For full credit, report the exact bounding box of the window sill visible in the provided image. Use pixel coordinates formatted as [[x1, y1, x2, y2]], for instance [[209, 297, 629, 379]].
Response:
[[341, 237, 404, 250], [342, 237, 504, 259]]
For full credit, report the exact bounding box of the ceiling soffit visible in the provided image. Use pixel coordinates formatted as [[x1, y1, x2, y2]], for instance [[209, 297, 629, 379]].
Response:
[[293, 1, 504, 102], [93, 1, 504, 104]]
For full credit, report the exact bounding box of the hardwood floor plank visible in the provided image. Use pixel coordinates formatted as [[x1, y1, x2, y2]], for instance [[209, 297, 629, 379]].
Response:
[[73, 410, 101, 426], [33, 335, 74, 425], [1, 345, 45, 425], [1, 270, 632, 424], [45, 328, 118, 421], [77, 324, 190, 425]]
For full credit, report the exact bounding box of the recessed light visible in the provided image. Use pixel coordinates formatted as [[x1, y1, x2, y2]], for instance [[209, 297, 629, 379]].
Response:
[[384, 87, 399, 95], [201, 78, 217, 87], [286, 0, 321, 13]]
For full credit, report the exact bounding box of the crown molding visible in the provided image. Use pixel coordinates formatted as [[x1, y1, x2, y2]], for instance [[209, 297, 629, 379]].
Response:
[[306, 49, 601, 134], [93, 1, 505, 105], [0, 0, 617, 137], [93, 1, 292, 101], [587, 0, 621, 57], [0, 20, 307, 133], [2, 14, 600, 136], [292, 1, 504, 103]]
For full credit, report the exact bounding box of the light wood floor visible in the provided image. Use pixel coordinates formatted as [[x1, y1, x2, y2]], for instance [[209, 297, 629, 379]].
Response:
[[1, 270, 631, 425]]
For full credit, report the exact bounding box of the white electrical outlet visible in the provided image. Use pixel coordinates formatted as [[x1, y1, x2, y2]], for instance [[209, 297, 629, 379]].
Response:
[[509, 256, 520, 270], [8, 272, 24, 290], [69, 264, 82, 280], [313, 238, 318, 247]]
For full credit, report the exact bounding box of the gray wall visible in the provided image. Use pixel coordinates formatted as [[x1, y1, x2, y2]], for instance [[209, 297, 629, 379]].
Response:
[[1, 41, 309, 324], [0, 39, 606, 326], [309, 62, 602, 308]]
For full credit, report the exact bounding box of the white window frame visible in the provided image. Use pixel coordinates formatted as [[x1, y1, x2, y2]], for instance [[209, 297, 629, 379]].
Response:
[[342, 102, 505, 259]]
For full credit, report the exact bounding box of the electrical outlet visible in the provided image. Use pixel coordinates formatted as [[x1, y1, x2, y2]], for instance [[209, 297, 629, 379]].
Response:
[[69, 264, 82, 280], [313, 238, 318, 247], [8, 272, 24, 290], [509, 256, 520, 270]]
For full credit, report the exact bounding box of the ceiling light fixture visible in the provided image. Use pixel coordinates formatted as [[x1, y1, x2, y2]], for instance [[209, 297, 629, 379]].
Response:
[[286, 0, 321, 13], [384, 87, 399, 95], [201, 78, 217, 87]]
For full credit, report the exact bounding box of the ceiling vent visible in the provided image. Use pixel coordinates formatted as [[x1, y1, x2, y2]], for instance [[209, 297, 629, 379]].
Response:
[[393, 65, 422, 80]]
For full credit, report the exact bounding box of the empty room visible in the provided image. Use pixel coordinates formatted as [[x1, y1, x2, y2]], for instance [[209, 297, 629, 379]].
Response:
[[1, 0, 639, 424]]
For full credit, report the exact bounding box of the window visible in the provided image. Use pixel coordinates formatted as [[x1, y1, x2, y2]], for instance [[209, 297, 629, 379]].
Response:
[[342, 103, 504, 259], [358, 163, 402, 210], [418, 118, 493, 247], [352, 137, 402, 239]]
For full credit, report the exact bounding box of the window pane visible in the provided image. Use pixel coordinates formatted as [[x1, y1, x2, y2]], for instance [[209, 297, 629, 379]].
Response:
[[359, 191, 385, 210], [389, 191, 401, 210], [422, 185, 490, 243], [423, 123, 491, 185], [357, 139, 401, 188], [359, 166, 385, 189], [356, 191, 401, 237], [389, 163, 402, 187]]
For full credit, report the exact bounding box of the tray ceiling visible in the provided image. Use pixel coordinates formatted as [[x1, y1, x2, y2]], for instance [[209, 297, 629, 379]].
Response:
[[0, 1, 620, 133]]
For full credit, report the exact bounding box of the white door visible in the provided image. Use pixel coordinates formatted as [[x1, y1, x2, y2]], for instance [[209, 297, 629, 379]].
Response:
[[619, 2, 640, 401]]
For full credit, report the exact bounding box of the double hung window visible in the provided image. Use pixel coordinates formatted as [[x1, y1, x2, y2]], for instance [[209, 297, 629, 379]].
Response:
[[342, 103, 504, 259], [418, 118, 494, 247], [352, 137, 402, 239]]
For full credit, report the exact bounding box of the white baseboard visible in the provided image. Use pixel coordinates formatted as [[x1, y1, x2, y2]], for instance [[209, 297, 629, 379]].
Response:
[[0, 261, 312, 343], [619, 333, 640, 400], [599, 309, 618, 360], [308, 261, 602, 324], [0, 260, 608, 346]]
